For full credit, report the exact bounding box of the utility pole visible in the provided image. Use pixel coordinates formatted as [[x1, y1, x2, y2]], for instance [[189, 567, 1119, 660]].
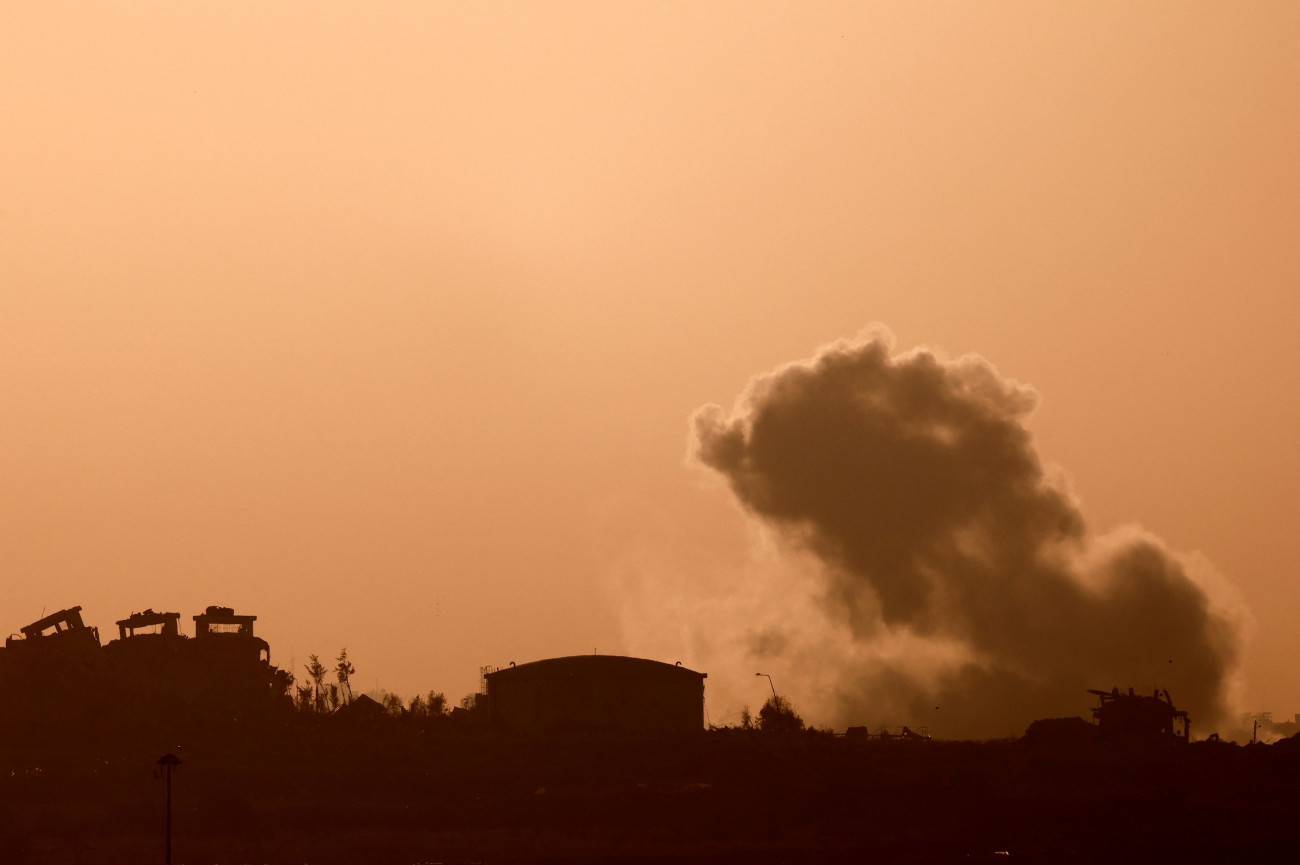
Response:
[[755, 672, 777, 702], [156, 752, 181, 865]]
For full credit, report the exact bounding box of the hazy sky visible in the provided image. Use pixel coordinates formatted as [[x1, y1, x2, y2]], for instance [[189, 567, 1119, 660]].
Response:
[[3, 2, 1298, 728]]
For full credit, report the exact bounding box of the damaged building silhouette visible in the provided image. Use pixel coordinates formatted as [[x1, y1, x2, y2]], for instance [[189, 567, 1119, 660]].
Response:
[[6, 606, 101, 656], [1089, 686, 1190, 743], [0, 604, 292, 736], [1024, 686, 1192, 747]]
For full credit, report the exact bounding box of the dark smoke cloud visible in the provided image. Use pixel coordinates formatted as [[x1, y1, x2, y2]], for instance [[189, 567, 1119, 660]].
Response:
[[691, 329, 1243, 738]]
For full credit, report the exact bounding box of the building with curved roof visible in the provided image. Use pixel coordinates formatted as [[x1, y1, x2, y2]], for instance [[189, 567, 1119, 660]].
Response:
[[484, 655, 706, 735]]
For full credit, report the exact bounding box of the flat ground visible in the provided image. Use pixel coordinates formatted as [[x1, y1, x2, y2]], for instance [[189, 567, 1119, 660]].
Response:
[[2, 729, 1296, 864]]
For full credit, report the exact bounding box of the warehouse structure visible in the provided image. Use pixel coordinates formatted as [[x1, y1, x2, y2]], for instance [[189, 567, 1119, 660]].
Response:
[[484, 655, 706, 735]]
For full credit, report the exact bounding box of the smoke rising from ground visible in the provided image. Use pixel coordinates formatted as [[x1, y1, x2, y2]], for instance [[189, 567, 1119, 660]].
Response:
[[686, 329, 1243, 738]]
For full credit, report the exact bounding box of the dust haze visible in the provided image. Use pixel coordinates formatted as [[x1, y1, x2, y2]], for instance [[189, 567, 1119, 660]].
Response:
[[639, 329, 1245, 739]]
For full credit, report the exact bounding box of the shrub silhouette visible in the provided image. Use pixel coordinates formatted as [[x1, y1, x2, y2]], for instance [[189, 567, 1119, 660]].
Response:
[[757, 695, 805, 733]]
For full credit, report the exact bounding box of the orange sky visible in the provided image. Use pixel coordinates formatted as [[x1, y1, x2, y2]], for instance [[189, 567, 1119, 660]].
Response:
[[3, 2, 1298, 726]]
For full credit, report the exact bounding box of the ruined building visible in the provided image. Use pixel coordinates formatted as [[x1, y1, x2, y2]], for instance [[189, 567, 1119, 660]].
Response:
[[1089, 687, 1190, 743], [4, 606, 101, 656], [1, 604, 292, 734]]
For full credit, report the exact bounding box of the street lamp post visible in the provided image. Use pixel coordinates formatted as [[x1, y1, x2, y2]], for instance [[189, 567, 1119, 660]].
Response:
[[156, 752, 181, 865], [755, 672, 777, 702]]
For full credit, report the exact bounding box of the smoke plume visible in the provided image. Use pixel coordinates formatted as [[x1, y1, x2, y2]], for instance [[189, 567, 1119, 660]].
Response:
[[688, 329, 1243, 738]]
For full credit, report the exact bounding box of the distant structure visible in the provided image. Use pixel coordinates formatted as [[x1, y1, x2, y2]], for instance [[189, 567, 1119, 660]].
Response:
[[116, 609, 181, 640], [1089, 687, 1189, 743], [5, 606, 100, 655], [844, 725, 930, 742], [1243, 711, 1300, 742], [332, 692, 386, 724], [484, 655, 706, 735], [103, 609, 188, 671], [192, 605, 270, 664], [1, 604, 292, 732]]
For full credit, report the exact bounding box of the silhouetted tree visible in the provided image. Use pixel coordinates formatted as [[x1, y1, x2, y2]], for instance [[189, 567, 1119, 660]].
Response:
[[757, 695, 805, 734], [334, 648, 355, 704], [304, 655, 328, 713], [382, 693, 404, 717], [406, 691, 449, 723], [294, 683, 314, 713]]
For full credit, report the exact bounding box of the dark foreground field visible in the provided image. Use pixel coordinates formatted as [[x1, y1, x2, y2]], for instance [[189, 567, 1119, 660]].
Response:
[[2, 727, 1298, 864]]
